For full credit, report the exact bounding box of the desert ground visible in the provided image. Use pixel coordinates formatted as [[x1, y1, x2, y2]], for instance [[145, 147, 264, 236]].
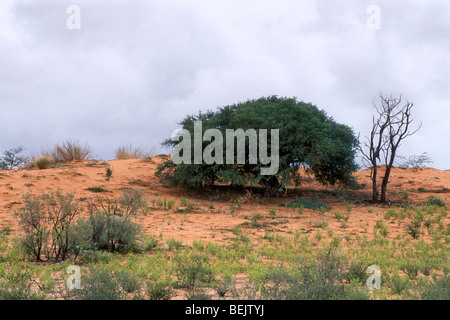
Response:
[[1, 156, 448, 244], [0, 156, 448, 300]]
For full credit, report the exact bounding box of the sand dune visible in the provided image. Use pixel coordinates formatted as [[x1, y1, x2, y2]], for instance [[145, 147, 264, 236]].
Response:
[[1, 156, 448, 245]]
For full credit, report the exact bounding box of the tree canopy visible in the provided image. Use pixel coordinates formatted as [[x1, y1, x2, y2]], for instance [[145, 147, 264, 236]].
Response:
[[156, 96, 359, 194]]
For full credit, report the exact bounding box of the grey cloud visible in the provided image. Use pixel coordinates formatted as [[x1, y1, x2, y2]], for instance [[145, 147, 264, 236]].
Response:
[[0, 0, 449, 169]]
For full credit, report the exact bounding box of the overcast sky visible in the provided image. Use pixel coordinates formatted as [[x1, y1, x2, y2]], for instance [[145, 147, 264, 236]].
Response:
[[1, 0, 449, 169]]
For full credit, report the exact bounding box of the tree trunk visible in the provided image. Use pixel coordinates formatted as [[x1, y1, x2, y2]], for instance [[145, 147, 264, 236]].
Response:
[[372, 165, 378, 202], [381, 159, 394, 202]]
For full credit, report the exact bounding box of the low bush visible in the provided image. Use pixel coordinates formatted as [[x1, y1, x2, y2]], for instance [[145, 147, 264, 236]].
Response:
[[115, 145, 152, 160], [421, 275, 450, 300], [390, 274, 410, 295], [67, 266, 141, 300], [406, 211, 424, 239], [34, 155, 52, 169], [173, 253, 215, 290], [253, 247, 369, 300], [14, 190, 83, 261], [280, 197, 330, 211], [423, 196, 447, 208], [146, 280, 174, 300], [0, 265, 45, 300], [50, 140, 92, 162], [83, 189, 147, 253]]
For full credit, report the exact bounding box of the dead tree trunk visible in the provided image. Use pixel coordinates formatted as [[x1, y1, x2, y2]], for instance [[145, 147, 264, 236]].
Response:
[[359, 93, 421, 203]]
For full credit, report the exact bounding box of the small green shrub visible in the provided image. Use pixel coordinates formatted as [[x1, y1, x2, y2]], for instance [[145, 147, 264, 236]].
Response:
[[174, 253, 215, 289], [85, 187, 109, 193], [402, 191, 410, 201], [146, 280, 174, 300], [14, 190, 83, 261], [280, 198, 330, 211], [423, 196, 446, 208], [333, 211, 345, 221], [0, 265, 45, 300], [259, 248, 369, 300], [406, 212, 424, 239], [384, 208, 397, 220], [400, 261, 420, 279], [83, 189, 147, 252], [421, 275, 450, 300], [68, 266, 135, 300], [185, 288, 212, 300], [87, 210, 141, 253], [344, 260, 368, 284], [106, 167, 113, 179], [116, 270, 142, 294], [390, 274, 410, 295]]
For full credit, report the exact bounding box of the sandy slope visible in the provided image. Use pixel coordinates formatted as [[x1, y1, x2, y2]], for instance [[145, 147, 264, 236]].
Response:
[[0, 156, 449, 245]]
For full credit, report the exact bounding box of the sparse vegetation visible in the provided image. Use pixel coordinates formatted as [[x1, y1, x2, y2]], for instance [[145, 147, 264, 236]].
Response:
[[115, 145, 152, 160], [105, 167, 113, 180], [399, 152, 433, 170], [50, 140, 93, 162], [14, 190, 83, 261], [423, 196, 447, 208], [34, 156, 52, 170], [0, 143, 447, 301]]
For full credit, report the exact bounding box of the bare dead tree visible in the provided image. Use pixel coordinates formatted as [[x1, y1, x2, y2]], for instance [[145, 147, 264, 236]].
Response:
[[359, 94, 421, 202]]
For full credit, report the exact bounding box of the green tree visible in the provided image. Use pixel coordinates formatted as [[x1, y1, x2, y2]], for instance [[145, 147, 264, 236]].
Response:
[[0, 146, 26, 169], [156, 96, 359, 195]]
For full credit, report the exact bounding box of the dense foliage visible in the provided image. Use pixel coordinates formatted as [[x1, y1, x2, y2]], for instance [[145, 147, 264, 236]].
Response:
[[156, 96, 359, 194]]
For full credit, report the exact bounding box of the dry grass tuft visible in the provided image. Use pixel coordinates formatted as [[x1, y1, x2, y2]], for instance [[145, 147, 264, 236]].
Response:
[[34, 155, 52, 169]]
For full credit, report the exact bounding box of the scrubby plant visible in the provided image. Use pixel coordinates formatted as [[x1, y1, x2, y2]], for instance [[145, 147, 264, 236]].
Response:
[[420, 275, 449, 300], [423, 196, 447, 208], [34, 155, 52, 170], [106, 167, 113, 179], [398, 152, 433, 170], [185, 288, 212, 300], [282, 198, 330, 211], [173, 253, 215, 290], [254, 247, 369, 300], [86, 187, 109, 193], [402, 190, 410, 201], [400, 261, 420, 280], [344, 260, 368, 284], [406, 211, 424, 239], [146, 280, 174, 300], [333, 211, 345, 221], [67, 265, 140, 300], [84, 189, 147, 253], [50, 140, 92, 162], [0, 264, 45, 300], [115, 144, 151, 160], [390, 274, 410, 295], [14, 190, 83, 261]]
